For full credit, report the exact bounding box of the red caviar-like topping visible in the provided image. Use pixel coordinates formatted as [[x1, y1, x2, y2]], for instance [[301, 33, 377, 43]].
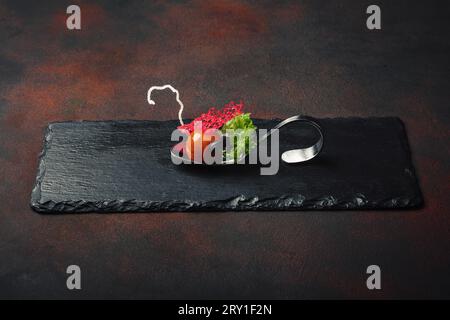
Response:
[[178, 101, 243, 133]]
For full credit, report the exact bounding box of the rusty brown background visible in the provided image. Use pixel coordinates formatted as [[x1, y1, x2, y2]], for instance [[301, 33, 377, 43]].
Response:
[[0, 0, 449, 299]]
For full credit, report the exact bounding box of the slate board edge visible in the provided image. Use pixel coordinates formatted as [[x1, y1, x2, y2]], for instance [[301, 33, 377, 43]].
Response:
[[30, 124, 52, 213], [30, 117, 424, 214], [395, 117, 424, 208]]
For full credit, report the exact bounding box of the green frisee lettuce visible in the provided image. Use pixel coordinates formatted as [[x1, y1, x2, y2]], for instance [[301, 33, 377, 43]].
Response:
[[221, 113, 257, 161]]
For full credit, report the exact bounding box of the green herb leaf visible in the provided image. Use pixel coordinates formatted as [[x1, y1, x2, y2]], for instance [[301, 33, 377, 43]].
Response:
[[221, 113, 257, 160]]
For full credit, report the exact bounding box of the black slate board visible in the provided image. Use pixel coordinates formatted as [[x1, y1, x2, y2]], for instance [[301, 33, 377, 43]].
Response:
[[30, 118, 422, 213]]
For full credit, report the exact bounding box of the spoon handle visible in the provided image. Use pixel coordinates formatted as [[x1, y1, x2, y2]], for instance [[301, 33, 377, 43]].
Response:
[[260, 115, 324, 163]]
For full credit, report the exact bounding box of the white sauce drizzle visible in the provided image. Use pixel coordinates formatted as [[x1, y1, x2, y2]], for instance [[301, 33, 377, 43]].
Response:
[[147, 84, 185, 125]]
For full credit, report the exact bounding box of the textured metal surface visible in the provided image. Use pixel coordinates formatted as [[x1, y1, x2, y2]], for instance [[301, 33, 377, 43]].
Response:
[[31, 118, 422, 213], [0, 0, 449, 298]]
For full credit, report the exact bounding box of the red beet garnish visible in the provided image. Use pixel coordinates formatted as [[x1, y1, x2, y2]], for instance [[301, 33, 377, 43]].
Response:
[[177, 101, 243, 133]]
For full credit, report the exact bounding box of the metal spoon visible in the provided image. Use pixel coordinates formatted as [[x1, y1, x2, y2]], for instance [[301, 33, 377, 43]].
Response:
[[171, 115, 324, 165]]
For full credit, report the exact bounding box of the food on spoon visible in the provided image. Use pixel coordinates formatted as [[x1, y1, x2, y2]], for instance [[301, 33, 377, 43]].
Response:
[[177, 101, 256, 162]]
